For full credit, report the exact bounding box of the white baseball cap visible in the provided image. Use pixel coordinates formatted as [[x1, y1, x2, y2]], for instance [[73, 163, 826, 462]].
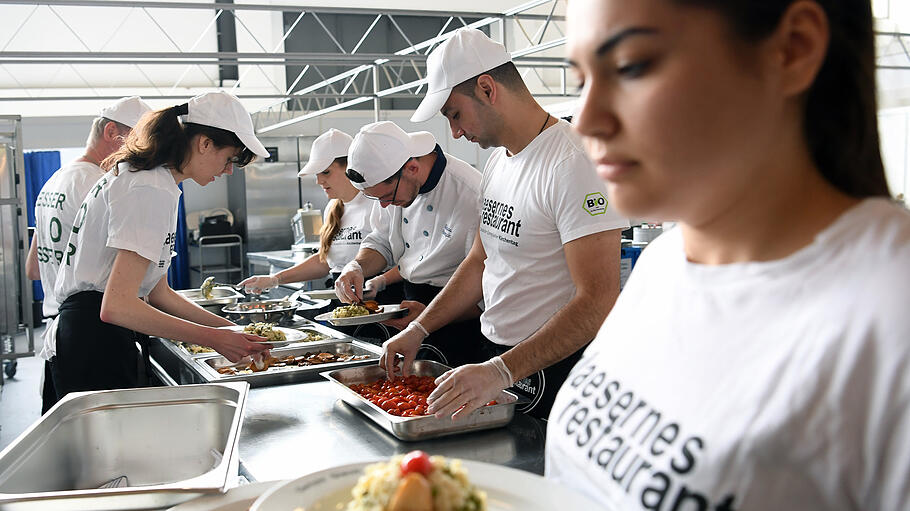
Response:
[[298, 129, 353, 177], [183, 91, 269, 158], [347, 121, 436, 190], [100, 96, 152, 128], [410, 27, 512, 123]]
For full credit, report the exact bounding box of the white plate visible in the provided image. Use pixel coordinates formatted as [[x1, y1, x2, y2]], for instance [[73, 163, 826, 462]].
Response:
[[218, 325, 305, 348], [167, 481, 279, 511], [313, 304, 408, 326], [249, 460, 609, 511]]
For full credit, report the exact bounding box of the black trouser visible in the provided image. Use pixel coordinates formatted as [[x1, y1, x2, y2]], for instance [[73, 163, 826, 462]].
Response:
[[403, 281, 485, 369], [41, 360, 56, 415], [49, 291, 150, 403], [479, 338, 587, 421]]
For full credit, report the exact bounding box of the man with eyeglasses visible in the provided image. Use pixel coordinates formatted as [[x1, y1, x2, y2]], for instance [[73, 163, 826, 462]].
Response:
[[25, 96, 152, 413], [334, 121, 484, 367]]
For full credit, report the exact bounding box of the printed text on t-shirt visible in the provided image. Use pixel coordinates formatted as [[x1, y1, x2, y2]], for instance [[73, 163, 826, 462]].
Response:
[[481, 197, 522, 243], [556, 355, 739, 510]]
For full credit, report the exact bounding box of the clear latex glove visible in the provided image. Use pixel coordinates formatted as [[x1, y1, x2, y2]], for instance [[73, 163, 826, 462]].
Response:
[[238, 275, 279, 295], [362, 274, 387, 300], [379, 321, 428, 380], [334, 260, 364, 303], [208, 328, 271, 363], [427, 357, 512, 420]]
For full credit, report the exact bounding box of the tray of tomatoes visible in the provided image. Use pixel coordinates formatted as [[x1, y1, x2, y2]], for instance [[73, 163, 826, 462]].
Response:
[[321, 360, 519, 441]]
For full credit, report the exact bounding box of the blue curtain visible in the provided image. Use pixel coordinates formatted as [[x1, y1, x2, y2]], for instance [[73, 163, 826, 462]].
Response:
[[167, 183, 190, 290], [23, 151, 62, 302]]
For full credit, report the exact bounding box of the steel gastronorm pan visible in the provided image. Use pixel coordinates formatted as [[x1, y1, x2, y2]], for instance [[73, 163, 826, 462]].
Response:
[[192, 340, 381, 387], [0, 382, 249, 511], [321, 360, 518, 441]]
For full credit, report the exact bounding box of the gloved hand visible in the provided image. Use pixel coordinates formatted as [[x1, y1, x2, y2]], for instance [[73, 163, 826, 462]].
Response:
[[362, 274, 387, 300], [239, 275, 279, 295], [427, 357, 513, 420], [334, 260, 364, 303], [379, 321, 428, 379]]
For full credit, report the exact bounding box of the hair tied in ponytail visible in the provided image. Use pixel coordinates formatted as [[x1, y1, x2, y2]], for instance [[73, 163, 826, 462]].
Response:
[[174, 103, 189, 116]]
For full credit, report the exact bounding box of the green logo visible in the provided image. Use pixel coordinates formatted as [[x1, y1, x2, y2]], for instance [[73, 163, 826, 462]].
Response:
[[583, 192, 607, 216]]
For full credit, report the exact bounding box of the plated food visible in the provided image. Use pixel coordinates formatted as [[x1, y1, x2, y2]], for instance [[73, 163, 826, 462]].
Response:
[[243, 322, 286, 342], [215, 351, 371, 376], [315, 304, 408, 326], [346, 451, 485, 511], [179, 342, 215, 355]]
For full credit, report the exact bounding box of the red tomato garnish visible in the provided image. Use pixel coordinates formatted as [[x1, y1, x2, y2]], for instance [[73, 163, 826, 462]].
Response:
[[400, 450, 433, 476]]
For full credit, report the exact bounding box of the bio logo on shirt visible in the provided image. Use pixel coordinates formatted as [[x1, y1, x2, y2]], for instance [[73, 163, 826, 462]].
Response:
[[583, 192, 608, 216]]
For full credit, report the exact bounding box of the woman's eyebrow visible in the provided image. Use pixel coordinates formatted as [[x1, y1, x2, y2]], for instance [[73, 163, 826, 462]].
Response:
[[567, 26, 659, 66]]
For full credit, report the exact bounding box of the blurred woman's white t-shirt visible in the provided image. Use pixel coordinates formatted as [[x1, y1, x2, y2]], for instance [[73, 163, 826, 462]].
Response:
[[546, 198, 910, 511], [323, 192, 378, 274]]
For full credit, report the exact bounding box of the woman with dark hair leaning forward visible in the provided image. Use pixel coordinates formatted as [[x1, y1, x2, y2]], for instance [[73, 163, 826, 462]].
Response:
[[50, 91, 272, 401], [547, 0, 909, 509]]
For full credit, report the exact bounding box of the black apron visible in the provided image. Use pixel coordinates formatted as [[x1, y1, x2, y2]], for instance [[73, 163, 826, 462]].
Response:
[[478, 337, 588, 421], [403, 281, 486, 369], [49, 291, 151, 404]]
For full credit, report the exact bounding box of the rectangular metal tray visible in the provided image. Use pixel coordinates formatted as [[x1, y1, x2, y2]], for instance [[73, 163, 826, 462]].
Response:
[[168, 321, 346, 359], [193, 340, 381, 387], [0, 382, 249, 511], [322, 360, 518, 441]]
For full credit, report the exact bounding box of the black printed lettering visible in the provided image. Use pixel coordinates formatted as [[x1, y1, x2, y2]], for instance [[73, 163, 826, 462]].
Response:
[[582, 371, 605, 398], [640, 471, 671, 510], [595, 380, 620, 408], [608, 391, 634, 425], [671, 436, 703, 475], [566, 406, 588, 436], [670, 485, 708, 511], [651, 423, 679, 457]]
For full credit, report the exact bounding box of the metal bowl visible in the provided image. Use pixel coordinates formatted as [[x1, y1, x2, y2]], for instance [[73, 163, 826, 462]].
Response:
[[221, 299, 300, 324], [176, 287, 244, 316]]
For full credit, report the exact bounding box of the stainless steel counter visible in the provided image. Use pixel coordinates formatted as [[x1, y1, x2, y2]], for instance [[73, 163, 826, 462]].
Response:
[[149, 335, 547, 482], [246, 250, 299, 269]]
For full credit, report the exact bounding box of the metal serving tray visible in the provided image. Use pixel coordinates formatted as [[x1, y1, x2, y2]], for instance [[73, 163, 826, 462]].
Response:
[[0, 382, 249, 511], [193, 340, 381, 387], [176, 287, 244, 315], [322, 361, 518, 441]]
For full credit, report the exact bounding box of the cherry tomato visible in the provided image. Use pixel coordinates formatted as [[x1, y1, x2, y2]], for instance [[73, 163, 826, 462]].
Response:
[[400, 450, 433, 476]]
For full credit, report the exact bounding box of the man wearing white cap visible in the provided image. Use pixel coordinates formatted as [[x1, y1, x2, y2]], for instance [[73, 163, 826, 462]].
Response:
[[25, 95, 151, 413], [238, 129, 400, 303], [49, 91, 272, 402], [335, 121, 483, 367], [382, 27, 630, 420]]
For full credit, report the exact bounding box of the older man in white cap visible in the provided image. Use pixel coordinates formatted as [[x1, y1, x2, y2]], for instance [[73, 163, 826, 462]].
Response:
[[25, 95, 151, 413], [381, 27, 630, 420], [334, 121, 484, 367]]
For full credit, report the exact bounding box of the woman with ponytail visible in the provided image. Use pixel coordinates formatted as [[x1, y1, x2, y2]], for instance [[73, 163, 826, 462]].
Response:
[[240, 129, 400, 301], [50, 91, 272, 403]]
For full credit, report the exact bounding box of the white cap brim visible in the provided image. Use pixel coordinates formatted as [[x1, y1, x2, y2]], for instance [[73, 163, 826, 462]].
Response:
[[298, 154, 333, 177], [237, 132, 270, 158], [410, 87, 452, 123]]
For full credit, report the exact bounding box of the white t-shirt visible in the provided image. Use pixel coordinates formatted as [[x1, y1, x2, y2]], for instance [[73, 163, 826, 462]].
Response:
[[55, 163, 181, 303], [324, 193, 379, 274], [545, 198, 910, 511], [33, 160, 104, 317], [361, 151, 481, 288], [479, 120, 628, 346]]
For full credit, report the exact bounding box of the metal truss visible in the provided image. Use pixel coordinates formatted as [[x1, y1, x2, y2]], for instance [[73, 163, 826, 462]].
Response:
[[876, 31, 910, 71], [0, 0, 575, 131]]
